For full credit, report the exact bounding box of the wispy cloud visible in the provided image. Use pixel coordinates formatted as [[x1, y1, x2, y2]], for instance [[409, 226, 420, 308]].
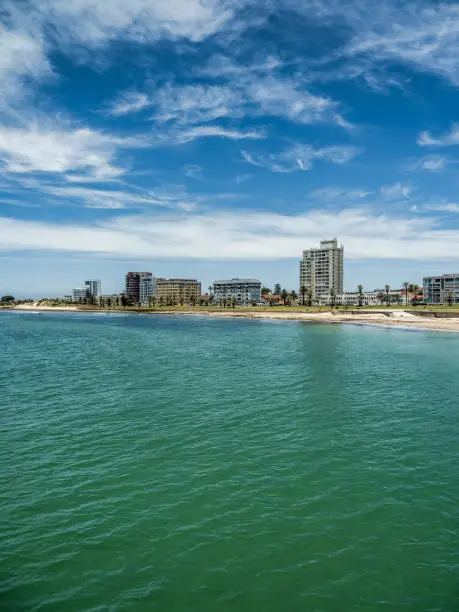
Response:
[[1, 206, 459, 260], [176, 126, 266, 143], [308, 187, 371, 201], [380, 182, 412, 199], [407, 155, 447, 172], [30, 0, 238, 48], [418, 124, 459, 147], [118, 66, 349, 128], [242, 144, 361, 173], [411, 201, 459, 214], [0, 123, 147, 179], [0, 24, 52, 112], [107, 92, 151, 117]]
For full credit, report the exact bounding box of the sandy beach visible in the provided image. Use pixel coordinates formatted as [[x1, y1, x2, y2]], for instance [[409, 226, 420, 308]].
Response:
[[8, 303, 459, 333], [198, 309, 459, 332]]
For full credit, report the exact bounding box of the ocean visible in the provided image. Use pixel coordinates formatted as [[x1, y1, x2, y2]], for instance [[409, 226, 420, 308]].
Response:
[[1, 311, 458, 611]]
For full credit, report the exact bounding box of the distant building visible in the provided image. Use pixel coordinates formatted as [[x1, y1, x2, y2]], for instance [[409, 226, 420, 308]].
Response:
[[274, 283, 282, 295], [85, 280, 101, 297], [72, 287, 89, 302], [125, 272, 153, 304], [140, 275, 156, 305], [156, 279, 201, 304], [213, 278, 262, 305], [321, 289, 403, 307], [300, 239, 343, 303], [423, 274, 459, 304]]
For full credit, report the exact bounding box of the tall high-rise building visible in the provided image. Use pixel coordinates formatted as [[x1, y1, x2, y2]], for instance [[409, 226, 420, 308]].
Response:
[[139, 275, 156, 305], [300, 239, 343, 303], [125, 272, 153, 304], [85, 280, 101, 297], [274, 283, 282, 295]]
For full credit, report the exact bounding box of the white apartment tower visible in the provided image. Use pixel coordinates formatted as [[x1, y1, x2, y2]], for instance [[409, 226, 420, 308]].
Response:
[[300, 239, 344, 303]]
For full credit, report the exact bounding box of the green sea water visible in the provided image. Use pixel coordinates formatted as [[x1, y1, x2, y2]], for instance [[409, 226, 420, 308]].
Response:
[[1, 311, 458, 612]]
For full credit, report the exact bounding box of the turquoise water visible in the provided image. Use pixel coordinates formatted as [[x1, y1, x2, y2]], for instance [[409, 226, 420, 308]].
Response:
[[1, 311, 458, 612]]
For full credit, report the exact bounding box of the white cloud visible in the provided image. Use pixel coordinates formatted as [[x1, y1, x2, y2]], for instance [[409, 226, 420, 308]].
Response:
[[242, 144, 360, 173], [0, 124, 146, 178], [36, 0, 236, 46], [0, 25, 52, 111], [153, 84, 242, 125], [418, 124, 459, 147], [1, 206, 459, 260], [412, 201, 459, 214], [309, 187, 371, 201], [42, 185, 178, 209], [176, 125, 266, 143], [107, 92, 151, 116], [408, 155, 447, 171], [147, 73, 347, 130], [380, 182, 412, 199]]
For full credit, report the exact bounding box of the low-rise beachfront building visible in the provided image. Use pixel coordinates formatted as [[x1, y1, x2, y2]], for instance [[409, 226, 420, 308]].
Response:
[[156, 279, 201, 305], [423, 274, 459, 304], [212, 278, 262, 305], [320, 289, 403, 307]]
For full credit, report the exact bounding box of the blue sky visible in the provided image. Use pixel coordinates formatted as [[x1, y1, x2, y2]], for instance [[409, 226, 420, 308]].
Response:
[[2, 0, 459, 296]]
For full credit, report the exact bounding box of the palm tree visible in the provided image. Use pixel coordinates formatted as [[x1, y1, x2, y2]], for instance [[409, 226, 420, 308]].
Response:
[[305, 288, 312, 307], [385, 284, 391, 307], [300, 285, 307, 306], [446, 290, 454, 306], [281, 289, 288, 305], [357, 284, 364, 307], [376, 290, 385, 306], [290, 290, 298, 305], [410, 284, 420, 304], [403, 281, 409, 306]]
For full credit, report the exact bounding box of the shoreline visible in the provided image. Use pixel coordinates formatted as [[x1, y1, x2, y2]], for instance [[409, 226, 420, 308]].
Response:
[[5, 303, 459, 333]]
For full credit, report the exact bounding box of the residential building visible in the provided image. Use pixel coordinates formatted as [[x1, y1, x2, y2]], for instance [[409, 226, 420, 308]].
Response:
[[85, 280, 101, 298], [213, 278, 262, 305], [156, 278, 201, 304], [72, 287, 89, 302], [274, 283, 282, 295], [300, 239, 344, 303], [321, 289, 403, 307], [140, 275, 156, 305], [423, 274, 459, 304], [125, 272, 153, 304]]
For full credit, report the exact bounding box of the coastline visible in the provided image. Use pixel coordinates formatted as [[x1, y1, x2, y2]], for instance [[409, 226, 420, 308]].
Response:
[[6, 303, 459, 333]]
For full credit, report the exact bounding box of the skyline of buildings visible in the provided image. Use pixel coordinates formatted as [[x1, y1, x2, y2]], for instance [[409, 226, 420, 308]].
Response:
[[61, 241, 459, 306]]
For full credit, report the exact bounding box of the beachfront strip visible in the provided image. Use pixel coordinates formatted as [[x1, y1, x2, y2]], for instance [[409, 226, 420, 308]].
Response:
[[60, 238, 459, 307]]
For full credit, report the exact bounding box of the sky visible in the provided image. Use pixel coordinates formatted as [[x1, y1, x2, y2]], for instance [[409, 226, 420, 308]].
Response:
[[2, 0, 459, 297]]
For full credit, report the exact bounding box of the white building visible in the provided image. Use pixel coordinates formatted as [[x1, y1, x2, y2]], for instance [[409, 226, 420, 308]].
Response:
[[300, 239, 343, 303], [85, 280, 101, 297], [423, 274, 459, 304], [321, 289, 403, 307], [213, 278, 262, 305]]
